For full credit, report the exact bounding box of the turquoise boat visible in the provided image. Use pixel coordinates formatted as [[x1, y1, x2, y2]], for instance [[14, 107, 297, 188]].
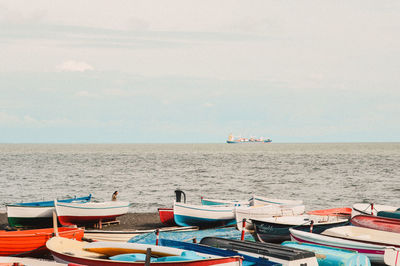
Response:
[[282, 241, 371, 266], [378, 209, 400, 219], [128, 227, 253, 244]]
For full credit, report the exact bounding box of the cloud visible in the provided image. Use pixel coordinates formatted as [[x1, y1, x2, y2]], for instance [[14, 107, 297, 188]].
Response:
[[56, 60, 94, 72]]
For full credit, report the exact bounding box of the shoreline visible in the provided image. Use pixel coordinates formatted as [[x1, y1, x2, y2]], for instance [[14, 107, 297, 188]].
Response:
[[0, 212, 164, 231]]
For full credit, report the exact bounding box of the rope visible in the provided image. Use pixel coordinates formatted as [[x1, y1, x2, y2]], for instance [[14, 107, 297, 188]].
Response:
[[353, 203, 374, 215]]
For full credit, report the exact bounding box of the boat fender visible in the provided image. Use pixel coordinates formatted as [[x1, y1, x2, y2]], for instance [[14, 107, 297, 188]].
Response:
[[371, 203, 374, 215], [310, 220, 314, 233]]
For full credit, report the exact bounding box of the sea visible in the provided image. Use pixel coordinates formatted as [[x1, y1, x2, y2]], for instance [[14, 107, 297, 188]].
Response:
[[0, 143, 399, 212]]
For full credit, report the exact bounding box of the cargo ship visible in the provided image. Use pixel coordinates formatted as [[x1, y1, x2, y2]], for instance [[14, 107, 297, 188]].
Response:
[[226, 134, 272, 143]]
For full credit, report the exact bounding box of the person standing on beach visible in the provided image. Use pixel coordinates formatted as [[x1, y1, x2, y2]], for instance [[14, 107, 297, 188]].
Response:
[[112, 191, 118, 201]]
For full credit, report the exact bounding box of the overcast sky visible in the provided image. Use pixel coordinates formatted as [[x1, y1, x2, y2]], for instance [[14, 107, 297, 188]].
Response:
[[0, 1, 399, 143]]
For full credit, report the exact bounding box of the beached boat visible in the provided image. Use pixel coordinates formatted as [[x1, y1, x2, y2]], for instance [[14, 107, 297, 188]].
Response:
[[384, 247, 400, 266], [173, 202, 236, 227], [290, 226, 400, 264], [84, 226, 199, 242], [351, 214, 400, 233], [199, 237, 318, 265], [252, 214, 349, 243], [6, 195, 91, 227], [249, 195, 303, 207], [235, 204, 305, 231], [200, 197, 248, 206], [352, 203, 399, 217], [55, 200, 130, 226], [0, 227, 83, 256], [46, 237, 243, 265], [282, 241, 371, 266], [128, 227, 253, 244], [157, 208, 176, 226], [378, 210, 400, 220], [307, 207, 352, 218], [226, 134, 272, 144]]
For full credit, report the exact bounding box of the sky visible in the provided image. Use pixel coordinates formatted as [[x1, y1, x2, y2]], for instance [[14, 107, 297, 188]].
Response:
[[0, 1, 399, 143]]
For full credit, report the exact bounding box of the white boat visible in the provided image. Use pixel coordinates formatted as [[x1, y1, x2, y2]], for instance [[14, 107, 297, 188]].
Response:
[[235, 204, 305, 231], [352, 203, 398, 217], [84, 226, 199, 242], [249, 195, 303, 206], [6, 195, 91, 227], [384, 247, 400, 266], [173, 202, 236, 227], [55, 200, 130, 226], [290, 225, 400, 264], [200, 197, 248, 206]]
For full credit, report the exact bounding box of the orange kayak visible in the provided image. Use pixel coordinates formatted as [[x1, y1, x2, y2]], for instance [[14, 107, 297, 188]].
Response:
[[0, 227, 84, 256], [307, 207, 352, 217]]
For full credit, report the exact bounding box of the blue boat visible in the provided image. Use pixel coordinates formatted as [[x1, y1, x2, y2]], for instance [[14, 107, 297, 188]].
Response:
[[158, 238, 280, 266], [282, 241, 371, 266], [6, 195, 92, 227], [128, 227, 253, 244]]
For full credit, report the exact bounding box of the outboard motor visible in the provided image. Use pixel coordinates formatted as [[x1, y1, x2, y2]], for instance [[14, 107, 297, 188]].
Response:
[[175, 189, 186, 203]]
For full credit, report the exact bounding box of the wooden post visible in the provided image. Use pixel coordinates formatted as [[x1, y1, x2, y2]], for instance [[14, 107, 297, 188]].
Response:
[[241, 218, 246, 240], [145, 248, 151, 266], [52, 210, 59, 237], [155, 229, 160, 246]]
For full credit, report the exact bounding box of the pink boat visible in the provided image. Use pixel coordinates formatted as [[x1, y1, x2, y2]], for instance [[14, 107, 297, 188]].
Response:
[[351, 214, 400, 233], [55, 200, 130, 226]]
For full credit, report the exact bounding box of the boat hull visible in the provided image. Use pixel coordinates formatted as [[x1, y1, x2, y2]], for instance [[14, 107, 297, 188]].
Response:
[[252, 215, 349, 243], [351, 214, 400, 233], [173, 202, 236, 227], [0, 227, 83, 256], [235, 204, 305, 231], [6, 195, 91, 227], [158, 208, 176, 226], [55, 201, 130, 226]]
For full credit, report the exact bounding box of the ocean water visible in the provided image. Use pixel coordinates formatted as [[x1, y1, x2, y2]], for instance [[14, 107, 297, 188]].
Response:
[[0, 143, 399, 212]]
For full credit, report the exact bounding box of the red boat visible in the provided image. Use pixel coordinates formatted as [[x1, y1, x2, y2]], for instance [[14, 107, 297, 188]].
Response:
[[158, 208, 176, 226], [307, 207, 352, 217], [351, 214, 400, 233], [0, 227, 84, 256]]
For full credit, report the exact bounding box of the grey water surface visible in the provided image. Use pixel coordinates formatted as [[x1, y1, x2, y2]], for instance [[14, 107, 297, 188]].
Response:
[[0, 143, 398, 212]]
